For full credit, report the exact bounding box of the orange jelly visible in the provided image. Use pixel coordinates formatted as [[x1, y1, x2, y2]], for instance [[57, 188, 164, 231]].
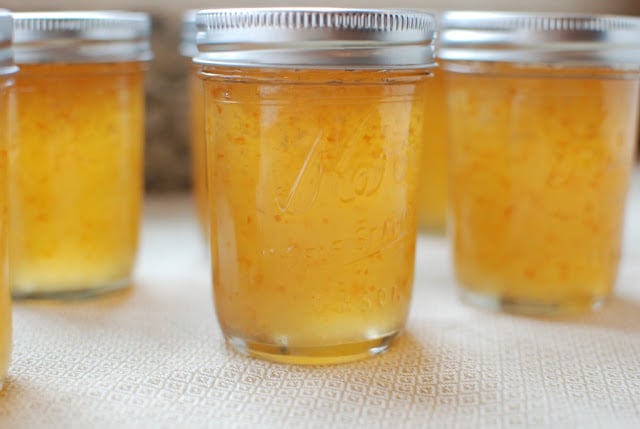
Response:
[[11, 62, 146, 297], [188, 63, 207, 235], [203, 67, 427, 363], [0, 117, 9, 380], [181, 10, 208, 236], [0, 127, 9, 383], [0, 10, 14, 385], [418, 69, 448, 233], [448, 64, 639, 313]]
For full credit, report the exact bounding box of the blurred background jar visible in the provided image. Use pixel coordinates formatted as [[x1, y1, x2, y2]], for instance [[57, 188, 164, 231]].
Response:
[[418, 64, 448, 234], [0, 9, 17, 387], [10, 11, 153, 299], [180, 10, 207, 237], [441, 11, 640, 314]]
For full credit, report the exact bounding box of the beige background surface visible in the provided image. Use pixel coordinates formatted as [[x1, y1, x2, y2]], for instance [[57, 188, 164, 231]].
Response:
[[4, 0, 640, 191]]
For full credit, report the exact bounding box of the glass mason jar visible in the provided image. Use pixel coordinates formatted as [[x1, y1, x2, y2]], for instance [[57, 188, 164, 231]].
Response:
[[195, 8, 437, 364], [0, 9, 16, 388], [418, 66, 448, 233], [181, 10, 207, 237], [11, 12, 152, 299], [440, 12, 640, 314]]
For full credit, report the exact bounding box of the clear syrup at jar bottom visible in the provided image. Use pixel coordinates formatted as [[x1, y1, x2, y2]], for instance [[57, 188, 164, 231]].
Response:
[[224, 331, 401, 365], [458, 287, 609, 316]]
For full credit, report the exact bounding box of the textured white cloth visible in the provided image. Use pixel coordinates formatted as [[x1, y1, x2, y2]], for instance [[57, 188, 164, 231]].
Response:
[[0, 174, 639, 428]]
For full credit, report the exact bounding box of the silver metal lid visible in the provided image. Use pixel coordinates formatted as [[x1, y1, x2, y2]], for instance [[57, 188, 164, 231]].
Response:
[[0, 10, 17, 76], [13, 11, 153, 64], [439, 11, 640, 67], [180, 9, 197, 58], [195, 8, 437, 69]]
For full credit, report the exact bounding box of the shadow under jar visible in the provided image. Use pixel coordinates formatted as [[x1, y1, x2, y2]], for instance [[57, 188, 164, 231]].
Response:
[[10, 12, 153, 299], [440, 11, 640, 315], [195, 8, 437, 364], [0, 10, 16, 388]]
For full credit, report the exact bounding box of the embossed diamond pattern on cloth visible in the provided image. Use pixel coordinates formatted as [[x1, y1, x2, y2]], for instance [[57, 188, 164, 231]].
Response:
[[0, 191, 639, 428]]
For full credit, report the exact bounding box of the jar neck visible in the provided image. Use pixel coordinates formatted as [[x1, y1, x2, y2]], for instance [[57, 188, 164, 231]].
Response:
[[15, 61, 149, 76], [199, 66, 433, 85], [442, 60, 640, 80]]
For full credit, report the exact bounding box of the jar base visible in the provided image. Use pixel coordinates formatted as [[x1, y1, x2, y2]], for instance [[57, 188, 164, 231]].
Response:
[[11, 278, 131, 301], [225, 332, 399, 365], [459, 287, 608, 316]]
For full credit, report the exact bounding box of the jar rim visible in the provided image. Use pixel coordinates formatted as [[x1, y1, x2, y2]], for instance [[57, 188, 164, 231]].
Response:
[[195, 7, 437, 69], [0, 9, 16, 76], [180, 9, 197, 58], [13, 10, 153, 64], [438, 11, 640, 67]]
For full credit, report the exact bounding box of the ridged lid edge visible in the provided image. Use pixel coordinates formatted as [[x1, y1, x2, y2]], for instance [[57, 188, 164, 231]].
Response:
[[439, 11, 640, 67], [197, 7, 437, 33], [13, 11, 151, 41], [440, 11, 640, 33], [195, 8, 437, 69], [12, 10, 153, 64]]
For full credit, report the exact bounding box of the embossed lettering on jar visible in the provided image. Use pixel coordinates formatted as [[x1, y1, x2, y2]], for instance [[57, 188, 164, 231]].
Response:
[[196, 8, 437, 364], [10, 12, 152, 299]]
